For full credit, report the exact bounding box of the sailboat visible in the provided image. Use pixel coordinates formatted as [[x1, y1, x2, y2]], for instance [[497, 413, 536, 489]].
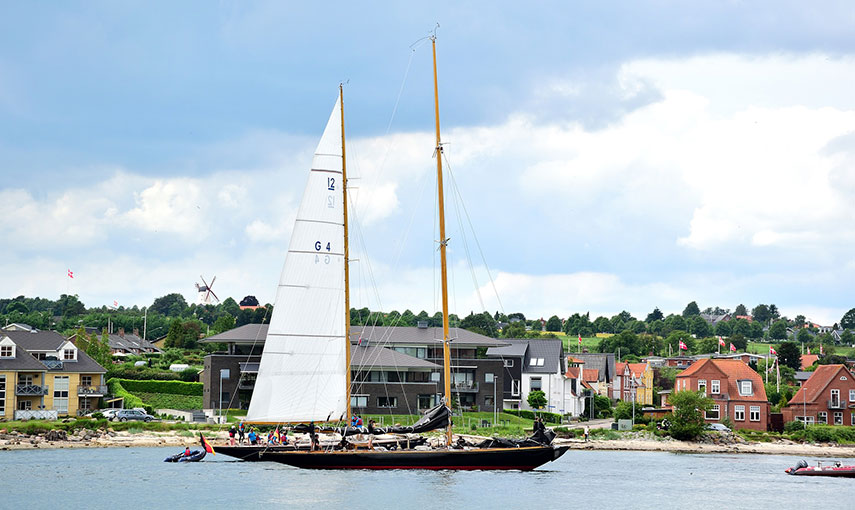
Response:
[[215, 37, 568, 470]]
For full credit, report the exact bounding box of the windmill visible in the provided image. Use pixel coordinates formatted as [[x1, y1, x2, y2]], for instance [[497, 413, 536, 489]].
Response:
[[195, 275, 220, 304]]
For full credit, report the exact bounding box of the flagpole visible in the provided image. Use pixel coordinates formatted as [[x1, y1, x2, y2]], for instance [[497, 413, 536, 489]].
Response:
[[776, 356, 780, 394], [765, 353, 769, 385]]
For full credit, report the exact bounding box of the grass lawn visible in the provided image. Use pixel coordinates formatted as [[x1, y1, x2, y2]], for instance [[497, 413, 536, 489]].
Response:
[[134, 392, 203, 410], [747, 341, 855, 358]]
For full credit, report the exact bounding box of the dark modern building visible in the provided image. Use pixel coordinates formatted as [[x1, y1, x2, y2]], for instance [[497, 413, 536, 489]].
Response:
[[200, 323, 508, 415]]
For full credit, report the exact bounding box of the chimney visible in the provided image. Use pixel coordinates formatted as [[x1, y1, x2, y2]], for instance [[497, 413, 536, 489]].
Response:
[[118, 328, 125, 338]]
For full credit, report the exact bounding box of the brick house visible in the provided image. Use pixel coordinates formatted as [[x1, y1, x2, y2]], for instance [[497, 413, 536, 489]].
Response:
[[613, 362, 653, 405], [673, 358, 769, 431], [781, 364, 855, 426]]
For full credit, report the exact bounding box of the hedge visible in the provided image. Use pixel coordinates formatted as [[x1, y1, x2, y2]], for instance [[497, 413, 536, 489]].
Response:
[[109, 378, 202, 396], [502, 409, 563, 424], [106, 379, 152, 414]]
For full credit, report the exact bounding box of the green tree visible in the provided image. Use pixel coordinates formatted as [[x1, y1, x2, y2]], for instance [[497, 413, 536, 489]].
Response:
[[646, 307, 664, 323], [752, 304, 771, 324], [841, 330, 855, 345], [714, 320, 732, 337], [664, 314, 687, 333], [164, 319, 184, 348], [769, 304, 780, 320], [6, 301, 29, 314], [682, 301, 700, 318], [734, 304, 748, 316], [730, 333, 748, 352], [748, 321, 764, 339], [211, 314, 236, 335], [689, 316, 711, 338], [501, 321, 527, 338], [545, 315, 563, 332], [614, 400, 647, 423], [529, 319, 542, 332], [598, 330, 641, 357], [460, 312, 498, 337], [777, 341, 801, 371], [527, 390, 547, 409], [592, 316, 611, 333], [769, 320, 789, 340], [797, 328, 812, 344], [150, 293, 189, 317], [666, 330, 694, 354], [731, 318, 751, 337], [696, 336, 718, 354], [667, 390, 713, 440], [841, 308, 855, 330], [793, 315, 806, 328]]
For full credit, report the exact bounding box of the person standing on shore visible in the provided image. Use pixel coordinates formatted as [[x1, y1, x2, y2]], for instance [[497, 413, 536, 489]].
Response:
[[584, 425, 589, 442]]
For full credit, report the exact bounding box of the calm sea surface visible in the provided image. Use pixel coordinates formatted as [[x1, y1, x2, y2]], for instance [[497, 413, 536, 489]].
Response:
[[0, 446, 850, 509]]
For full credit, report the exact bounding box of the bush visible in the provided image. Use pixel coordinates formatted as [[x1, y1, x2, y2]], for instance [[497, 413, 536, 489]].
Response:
[[110, 379, 203, 396], [502, 409, 563, 424], [106, 379, 153, 414], [667, 390, 713, 440], [783, 420, 806, 433], [614, 401, 649, 424]]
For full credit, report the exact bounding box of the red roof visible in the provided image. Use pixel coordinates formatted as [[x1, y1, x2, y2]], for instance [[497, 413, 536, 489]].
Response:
[[568, 357, 586, 364], [676, 358, 767, 402], [615, 362, 628, 374], [628, 363, 648, 377], [582, 368, 599, 382], [565, 367, 580, 379], [801, 354, 819, 370], [788, 365, 853, 405]]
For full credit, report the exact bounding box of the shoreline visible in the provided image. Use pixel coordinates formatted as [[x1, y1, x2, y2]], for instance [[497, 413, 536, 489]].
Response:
[[3, 429, 855, 458]]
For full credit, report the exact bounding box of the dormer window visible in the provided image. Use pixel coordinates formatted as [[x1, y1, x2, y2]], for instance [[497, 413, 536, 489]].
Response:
[[63, 348, 76, 361], [0, 345, 13, 358], [739, 380, 752, 396]]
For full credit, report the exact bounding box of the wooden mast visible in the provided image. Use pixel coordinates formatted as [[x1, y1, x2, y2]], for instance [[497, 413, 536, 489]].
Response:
[[341, 84, 352, 422], [431, 36, 453, 446]]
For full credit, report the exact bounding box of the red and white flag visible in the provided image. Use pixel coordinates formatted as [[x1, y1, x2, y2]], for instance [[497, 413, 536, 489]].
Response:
[[578, 333, 582, 345], [769, 346, 777, 355], [67, 269, 74, 279], [718, 336, 725, 347], [820, 344, 824, 355], [113, 300, 118, 308], [679, 341, 687, 350], [729, 343, 736, 352], [807, 346, 811, 355]]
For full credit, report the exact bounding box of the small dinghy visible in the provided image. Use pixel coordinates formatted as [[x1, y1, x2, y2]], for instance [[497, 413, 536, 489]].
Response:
[[164, 449, 206, 462], [786, 459, 855, 477], [165, 433, 215, 462]]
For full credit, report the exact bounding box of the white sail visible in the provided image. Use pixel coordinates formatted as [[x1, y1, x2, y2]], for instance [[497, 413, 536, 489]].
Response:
[[247, 94, 348, 423]]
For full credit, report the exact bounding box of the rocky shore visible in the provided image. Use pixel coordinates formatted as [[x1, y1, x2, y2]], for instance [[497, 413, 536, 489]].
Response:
[[3, 427, 855, 458]]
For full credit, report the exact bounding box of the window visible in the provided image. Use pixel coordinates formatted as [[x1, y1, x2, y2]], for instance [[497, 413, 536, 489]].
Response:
[[80, 399, 92, 410], [537, 358, 545, 367], [485, 395, 494, 407], [834, 412, 843, 425], [63, 348, 75, 361], [511, 380, 521, 397], [18, 400, 31, 410], [430, 372, 441, 382], [377, 396, 397, 408], [817, 411, 828, 424], [81, 376, 92, 387], [485, 373, 494, 383], [417, 394, 437, 409], [850, 389, 855, 402], [351, 395, 368, 408], [831, 389, 840, 406], [530, 377, 542, 391], [711, 380, 720, 394], [739, 381, 752, 396], [0, 345, 12, 357], [53, 376, 69, 414], [705, 404, 720, 420], [852, 413, 855, 426], [0, 375, 5, 414], [530, 357, 544, 367], [392, 347, 427, 359], [797, 416, 815, 425], [503, 359, 514, 368], [749, 406, 761, 422], [18, 374, 34, 386], [698, 379, 707, 394], [734, 405, 745, 421], [220, 392, 229, 406]]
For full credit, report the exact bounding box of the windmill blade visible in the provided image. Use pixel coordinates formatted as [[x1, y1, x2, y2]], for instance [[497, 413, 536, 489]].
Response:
[[209, 289, 220, 303], [209, 276, 216, 288], [200, 275, 209, 288]]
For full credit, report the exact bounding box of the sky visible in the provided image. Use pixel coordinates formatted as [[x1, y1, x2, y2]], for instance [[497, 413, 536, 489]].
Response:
[[1, 1, 854, 325]]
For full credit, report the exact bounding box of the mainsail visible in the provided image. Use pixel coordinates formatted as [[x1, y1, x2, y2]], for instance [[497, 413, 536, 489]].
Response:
[[246, 94, 348, 423]]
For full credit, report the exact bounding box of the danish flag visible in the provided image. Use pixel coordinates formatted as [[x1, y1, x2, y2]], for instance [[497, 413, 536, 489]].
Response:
[[678, 341, 687, 350], [578, 333, 582, 345], [718, 336, 725, 347], [770, 346, 777, 355], [67, 269, 74, 279], [729, 343, 736, 352]]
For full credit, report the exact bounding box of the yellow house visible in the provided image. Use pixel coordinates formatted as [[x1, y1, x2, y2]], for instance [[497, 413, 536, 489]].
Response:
[[0, 330, 107, 420], [628, 362, 654, 406]]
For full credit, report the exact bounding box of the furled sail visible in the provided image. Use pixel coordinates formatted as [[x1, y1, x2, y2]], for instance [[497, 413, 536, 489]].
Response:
[[246, 94, 348, 423]]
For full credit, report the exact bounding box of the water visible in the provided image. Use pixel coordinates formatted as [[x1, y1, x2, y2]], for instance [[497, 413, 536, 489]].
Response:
[[0, 447, 850, 509]]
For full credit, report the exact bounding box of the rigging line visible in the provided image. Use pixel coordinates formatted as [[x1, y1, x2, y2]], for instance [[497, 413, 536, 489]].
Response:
[[444, 151, 506, 315], [445, 155, 485, 314]]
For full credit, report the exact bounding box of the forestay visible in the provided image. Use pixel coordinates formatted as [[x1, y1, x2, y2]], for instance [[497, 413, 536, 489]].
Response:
[[247, 94, 348, 423]]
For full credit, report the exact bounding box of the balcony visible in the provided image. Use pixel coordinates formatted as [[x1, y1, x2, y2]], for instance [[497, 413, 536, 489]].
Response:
[[451, 381, 479, 393], [16, 384, 48, 396], [237, 380, 256, 390], [15, 409, 58, 420], [78, 385, 108, 396], [42, 359, 63, 370], [828, 399, 846, 409]]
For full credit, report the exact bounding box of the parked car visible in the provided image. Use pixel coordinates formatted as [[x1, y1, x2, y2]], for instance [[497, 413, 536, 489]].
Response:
[[705, 423, 731, 433], [113, 409, 155, 422], [97, 408, 122, 420]]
